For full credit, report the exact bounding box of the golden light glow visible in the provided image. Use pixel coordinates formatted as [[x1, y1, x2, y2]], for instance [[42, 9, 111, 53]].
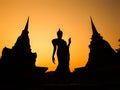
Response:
[[0, 0, 120, 72]]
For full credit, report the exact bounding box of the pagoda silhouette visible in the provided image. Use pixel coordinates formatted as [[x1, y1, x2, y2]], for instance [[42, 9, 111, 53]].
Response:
[[0, 17, 48, 80], [74, 17, 118, 73], [86, 17, 117, 69], [0, 17, 120, 89]]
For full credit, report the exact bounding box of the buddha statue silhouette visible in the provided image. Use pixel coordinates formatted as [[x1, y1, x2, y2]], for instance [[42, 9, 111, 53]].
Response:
[[52, 29, 71, 75]]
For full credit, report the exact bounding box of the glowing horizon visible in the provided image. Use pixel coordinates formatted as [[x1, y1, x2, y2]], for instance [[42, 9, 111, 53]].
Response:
[[0, 0, 120, 72]]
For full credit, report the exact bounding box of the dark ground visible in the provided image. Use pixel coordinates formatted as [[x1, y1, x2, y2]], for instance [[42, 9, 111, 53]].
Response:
[[0, 69, 120, 90]]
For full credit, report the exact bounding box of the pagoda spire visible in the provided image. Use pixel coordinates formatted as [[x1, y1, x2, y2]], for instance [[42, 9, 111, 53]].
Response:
[[90, 17, 99, 35], [90, 17, 103, 40], [12, 17, 30, 51], [24, 17, 29, 31]]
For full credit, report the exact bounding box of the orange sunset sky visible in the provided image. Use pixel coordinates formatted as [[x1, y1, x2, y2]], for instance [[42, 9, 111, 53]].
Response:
[[0, 0, 120, 72]]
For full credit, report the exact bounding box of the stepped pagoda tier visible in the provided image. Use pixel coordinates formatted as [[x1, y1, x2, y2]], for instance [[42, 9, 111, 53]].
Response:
[[0, 18, 48, 77], [74, 17, 118, 74], [12, 17, 36, 68], [1, 18, 36, 69], [86, 17, 117, 69]]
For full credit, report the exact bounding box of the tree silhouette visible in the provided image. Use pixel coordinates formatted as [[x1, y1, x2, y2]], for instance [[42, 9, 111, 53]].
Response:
[[116, 39, 120, 53]]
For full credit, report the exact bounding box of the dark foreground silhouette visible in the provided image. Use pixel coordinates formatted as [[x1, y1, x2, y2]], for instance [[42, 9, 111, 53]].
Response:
[[52, 29, 71, 75], [0, 17, 120, 89], [0, 17, 48, 82]]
